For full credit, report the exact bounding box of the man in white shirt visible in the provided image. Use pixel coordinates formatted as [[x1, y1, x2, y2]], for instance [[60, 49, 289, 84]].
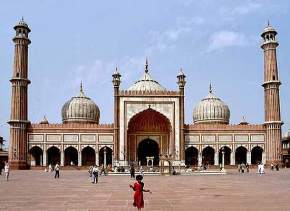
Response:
[[54, 163, 60, 179], [4, 162, 10, 181]]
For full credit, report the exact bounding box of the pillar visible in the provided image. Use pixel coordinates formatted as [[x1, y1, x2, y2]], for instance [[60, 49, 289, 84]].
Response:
[[247, 151, 251, 164], [43, 150, 47, 166], [78, 151, 82, 166], [230, 151, 235, 165], [95, 148, 99, 166], [198, 152, 202, 167], [214, 151, 219, 165], [60, 150, 64, 166]]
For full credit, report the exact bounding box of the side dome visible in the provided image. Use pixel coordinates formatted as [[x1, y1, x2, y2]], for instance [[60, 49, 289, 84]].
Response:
[[193, 85, 230, 124], [61, 84, 100, 124], [128, 60, 166, 92]]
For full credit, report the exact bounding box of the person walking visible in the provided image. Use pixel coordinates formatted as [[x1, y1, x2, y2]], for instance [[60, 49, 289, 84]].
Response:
[[130, 164, 135, 179], [4, 162, 10, 181], [48, 164, 53, 173], [92, 165, 99, 184], [129, 175, 152, 210], [54, 163, 60, 179], [139, 166, 144, 177]]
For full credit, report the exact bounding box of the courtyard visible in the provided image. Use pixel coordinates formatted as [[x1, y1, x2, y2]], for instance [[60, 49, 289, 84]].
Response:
[[0, 169, 290, 211]]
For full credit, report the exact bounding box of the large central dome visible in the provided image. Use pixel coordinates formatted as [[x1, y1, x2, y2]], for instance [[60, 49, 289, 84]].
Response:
[[61, 84, 100, 124], [128, 60, 166, 91], [193, 85, 230, 124]]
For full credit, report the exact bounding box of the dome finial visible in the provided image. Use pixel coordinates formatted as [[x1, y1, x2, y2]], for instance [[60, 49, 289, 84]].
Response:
[[145, 58, 149, 73], [209, 83, 213, 93], [80, 81, 83, 93], [267, 20, 270, 27]]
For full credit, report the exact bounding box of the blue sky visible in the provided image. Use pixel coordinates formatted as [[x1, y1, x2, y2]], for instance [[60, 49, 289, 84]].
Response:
[[0, 0, 289, 148]]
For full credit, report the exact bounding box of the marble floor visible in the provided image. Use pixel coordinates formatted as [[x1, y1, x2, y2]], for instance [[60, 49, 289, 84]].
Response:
[[0, 168, 290, 211]]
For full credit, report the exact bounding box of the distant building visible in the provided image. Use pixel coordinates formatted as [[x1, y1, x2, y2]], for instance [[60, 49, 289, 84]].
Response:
[[282, 131, 290, 167], [8, 19, 283, 169], [0, 136, 8, 165]]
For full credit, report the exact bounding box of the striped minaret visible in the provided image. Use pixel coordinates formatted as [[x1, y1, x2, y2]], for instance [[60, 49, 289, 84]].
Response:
[[261, 22, 282, 164], [8, 18, 31, 169]]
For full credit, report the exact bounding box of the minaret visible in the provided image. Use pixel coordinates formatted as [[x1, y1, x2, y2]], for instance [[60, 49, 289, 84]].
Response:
[[112, 67, 121, 161], [8, 18, 31, 169], [177, 68, 186, 162], [261, 22, 282, 164]]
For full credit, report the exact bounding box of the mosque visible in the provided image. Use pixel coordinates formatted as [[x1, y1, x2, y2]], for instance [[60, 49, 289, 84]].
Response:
[[8, 19, 283, 169]]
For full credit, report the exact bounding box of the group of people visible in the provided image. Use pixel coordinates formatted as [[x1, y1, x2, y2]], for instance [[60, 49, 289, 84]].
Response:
[[270, 162, 280, 171], [238, 163, 250, 173], [88, 165, 99, 184], [0, 161, 10, 181], [45, 163, 60, 178]]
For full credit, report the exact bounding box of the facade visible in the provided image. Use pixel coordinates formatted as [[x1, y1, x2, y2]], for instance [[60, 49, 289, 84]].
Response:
[[8, 19, 283, 169]]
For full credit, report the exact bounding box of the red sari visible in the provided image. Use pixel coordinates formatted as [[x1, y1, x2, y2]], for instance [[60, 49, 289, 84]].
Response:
[[133, 181, 144, 209]]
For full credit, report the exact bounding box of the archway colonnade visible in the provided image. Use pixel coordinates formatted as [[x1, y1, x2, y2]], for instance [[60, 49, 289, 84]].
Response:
[[185, 145, 265, 166], [29, 145, 113, 167]]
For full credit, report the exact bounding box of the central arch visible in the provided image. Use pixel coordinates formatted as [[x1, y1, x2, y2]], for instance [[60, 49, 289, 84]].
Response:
[[137, 138, 159, 166], [127, 108, 172, 165]]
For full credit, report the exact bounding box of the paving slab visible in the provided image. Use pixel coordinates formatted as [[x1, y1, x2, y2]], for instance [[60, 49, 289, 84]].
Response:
[[0, 169, 290, 210]]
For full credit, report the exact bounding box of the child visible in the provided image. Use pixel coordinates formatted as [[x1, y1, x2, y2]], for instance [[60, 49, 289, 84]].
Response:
[[129, 175, 152, 210]]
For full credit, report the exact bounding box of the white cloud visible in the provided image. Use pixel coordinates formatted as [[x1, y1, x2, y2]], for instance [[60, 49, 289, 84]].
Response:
[[207, 30, 247, 52], [146, 16, 204, 55], [68, 56, 145, 92], [219, 1, 262, 17]]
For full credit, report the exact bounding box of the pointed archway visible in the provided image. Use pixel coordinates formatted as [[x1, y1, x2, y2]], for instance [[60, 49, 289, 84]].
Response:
[[137, 138, 159, 166], [219, 146, 231, 165], [251, 146, 263, 164], [99, 147, 112, 166], [235, 146, 247, 164], [29, 146, 43, 166], [127, 108, 172, 165], [47, 146, 60, 165], [64, 147, 78, 166], [185, 147, 198, 166], [82, 146, 95, 166], [202, 146, 215, 165]]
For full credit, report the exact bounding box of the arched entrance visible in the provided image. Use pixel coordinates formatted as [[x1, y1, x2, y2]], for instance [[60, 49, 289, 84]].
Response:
[[99, 147, 112, 166], [185, 147, 198, 166], [219, 146, 231, 165], [137, 139, 159, 166], [29, 146, 43, 166], [127, 108, 172, 165], [235, 146, 247, 164], [64, 147, 78, 166], [251, 146, 263, 164], [47, 146, 60, 165], [202, 146, 215, 165], [82, 147, 95, 166]]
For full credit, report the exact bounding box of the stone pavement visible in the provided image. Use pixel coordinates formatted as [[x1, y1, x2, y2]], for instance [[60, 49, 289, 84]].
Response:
[[1, 169, 290, 211]]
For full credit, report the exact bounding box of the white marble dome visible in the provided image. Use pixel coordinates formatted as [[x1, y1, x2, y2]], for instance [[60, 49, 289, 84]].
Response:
[[193, 86, 230, 124], [128, 60, 166, 92], [61, 84, 100, 124]]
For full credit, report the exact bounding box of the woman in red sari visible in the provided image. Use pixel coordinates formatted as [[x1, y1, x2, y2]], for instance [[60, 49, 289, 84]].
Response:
[[129, 175, 152, 210]]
